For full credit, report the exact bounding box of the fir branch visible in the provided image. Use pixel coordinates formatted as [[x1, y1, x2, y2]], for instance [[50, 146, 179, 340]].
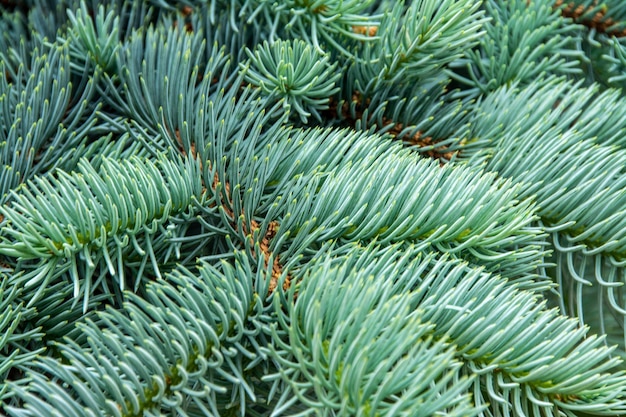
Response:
[[464, 79, 626, 256], [267, 245, 477, 416], [166, 3, 263, 65], [99, 20, 287, 187], [463, 78, 626, 361], [240, 39, 341, 123], [100, 22, 213, 141], [0, 155, 202, 311], [238, 0, 381, 56], [0, 274, 43, 398], [0, 41, 99, 203], [334, 0, 487, 158], [370, 0, 487, 86], [601, 35, 626, 87], [414, 252, 626, 416], [448, 0, 583, 95], [0, 274, 107, 400], [270, 141, 548, 288], [4, 253, 270, 416], [332, 79, 471, 160], [64, 1, 121, 74], [269, 243, 626, 416]]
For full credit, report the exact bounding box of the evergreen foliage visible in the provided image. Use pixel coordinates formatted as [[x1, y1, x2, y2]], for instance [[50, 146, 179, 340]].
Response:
[[3, 0, 626, 416]]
